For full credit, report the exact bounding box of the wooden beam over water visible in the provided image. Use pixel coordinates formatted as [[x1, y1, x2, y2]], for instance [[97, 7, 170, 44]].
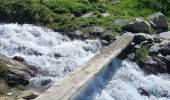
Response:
[[35, 34, 134, 100]]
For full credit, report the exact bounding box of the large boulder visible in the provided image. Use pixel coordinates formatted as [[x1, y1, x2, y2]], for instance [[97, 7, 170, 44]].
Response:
[[0, 54, 37, 86], [127, 18, 151, 33], [148, 12, 168, 31]]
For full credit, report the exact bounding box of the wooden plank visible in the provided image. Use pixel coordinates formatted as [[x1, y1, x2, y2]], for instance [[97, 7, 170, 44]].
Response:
[[35, 34, 134, 100]]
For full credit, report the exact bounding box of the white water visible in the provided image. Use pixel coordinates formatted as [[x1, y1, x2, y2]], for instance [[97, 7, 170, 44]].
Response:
[[0, 23, 102, 90], [1, 23, 170, 100], [77, 59, 170, 100]]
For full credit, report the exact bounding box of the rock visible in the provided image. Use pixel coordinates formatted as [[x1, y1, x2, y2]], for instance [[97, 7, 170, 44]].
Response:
[[17, 46, 42, 56], [165, 55, 170, 73], [88, 26, 104, 36], [101, 40, 109, 45], [81, 12, 96, 18], [54, 53, 62, 59], [148, 12, 168, 31], [128, 18, 151, 33], [17, 90, 40, 100], [143, 55, 167, 74], [100, 31, 114, 42], [138, 88, 149, 97], [6, 92, 13, 96], [111, 0, 120, 4], [13, 56, 25, 63], [102, 13, 110, 17], [127, 53, 135, 60], [0, 53, 37, 86], [40, 79, 52, 86], [134, 33, 154, 45]]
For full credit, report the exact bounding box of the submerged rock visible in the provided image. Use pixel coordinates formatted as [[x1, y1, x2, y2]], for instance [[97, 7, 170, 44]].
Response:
[[13, 56, 25, 63]]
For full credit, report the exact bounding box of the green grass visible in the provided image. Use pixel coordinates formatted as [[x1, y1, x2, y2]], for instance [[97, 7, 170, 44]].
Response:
[[0, 0, 169, 35], [135, 45, 149, 63], [0, 60, 7, 79]]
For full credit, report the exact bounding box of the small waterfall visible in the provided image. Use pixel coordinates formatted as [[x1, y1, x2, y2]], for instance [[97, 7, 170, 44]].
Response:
[[0, 23, 102, 90]]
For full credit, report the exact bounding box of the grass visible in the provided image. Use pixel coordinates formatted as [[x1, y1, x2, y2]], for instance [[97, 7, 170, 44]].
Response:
[[0, 0, 169, 35], [0, 60, 7, 79], [135, 45, 149, 63]]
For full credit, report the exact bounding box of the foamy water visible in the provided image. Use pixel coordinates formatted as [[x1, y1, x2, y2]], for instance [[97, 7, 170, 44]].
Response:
[[1, 23, 170, 100], [0, 23, 102, 90], [77, 59, 170, 100]]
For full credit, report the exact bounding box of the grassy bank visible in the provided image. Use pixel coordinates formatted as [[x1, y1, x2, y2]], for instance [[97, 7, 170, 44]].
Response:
[[0, 0, 169, 34]]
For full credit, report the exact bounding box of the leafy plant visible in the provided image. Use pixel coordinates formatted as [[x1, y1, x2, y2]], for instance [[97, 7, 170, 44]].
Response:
[[135, 45, 149, 63]]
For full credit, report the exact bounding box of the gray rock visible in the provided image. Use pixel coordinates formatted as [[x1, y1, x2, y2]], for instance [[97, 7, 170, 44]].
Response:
[[89, 26, 104, 36], [165, 55, 170, 73], [148, 12, 168, 31], [13, 56, 25, 63], [143, 55, 167, 74], [127, 53, 135, 60], [102, 13, 110, 17], [17, 90, 40, 100], [111, 0, 120, 4], [134, 33, 154, 44], [81, 12, 96, 18], [128, 18, 151, 33], [100, 31, 114, 42], [0, 53, 37, 86]]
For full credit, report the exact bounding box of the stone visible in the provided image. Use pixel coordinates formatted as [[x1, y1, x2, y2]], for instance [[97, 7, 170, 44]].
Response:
[[102, 13, 110, 17], [111, 0, 120, 4], [81, 12, 96, 18], [148, 12, 168, 31], [143, 55, 167, 74], [40, 79, 52, 86], [6, 92, 13, 96], [165, 55, 170, 73], [127, 53, 135, 60], [17, 90, 40, 100], [54, 53, 62, 59], [0, 53, 37, 86], [134, 33, 154, 45], [13, 56, 25, 63], [100, 31, 114, 42], [88, 26, 104, 36], [128, 18, 151, 33], [138, 88, 149, 97]]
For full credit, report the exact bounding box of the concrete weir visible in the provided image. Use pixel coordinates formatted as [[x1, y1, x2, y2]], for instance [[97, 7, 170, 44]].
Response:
[[35, 34, 134, 100]]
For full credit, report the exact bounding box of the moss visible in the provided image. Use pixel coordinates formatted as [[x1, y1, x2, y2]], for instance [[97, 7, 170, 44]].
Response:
[[0, 60, 7, 79], [135, 45, 149, 63]]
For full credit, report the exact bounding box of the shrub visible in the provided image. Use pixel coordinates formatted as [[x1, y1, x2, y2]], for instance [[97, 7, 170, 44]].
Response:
[[135, 45, 149, 63]]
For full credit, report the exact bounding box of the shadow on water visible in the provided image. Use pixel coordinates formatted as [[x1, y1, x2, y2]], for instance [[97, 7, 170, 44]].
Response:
[[74, 58, 123, 100]]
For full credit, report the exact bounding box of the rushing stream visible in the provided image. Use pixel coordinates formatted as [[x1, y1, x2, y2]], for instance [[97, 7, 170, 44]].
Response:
[[1, 23, 170, 100], [0, 23, 102, 90]]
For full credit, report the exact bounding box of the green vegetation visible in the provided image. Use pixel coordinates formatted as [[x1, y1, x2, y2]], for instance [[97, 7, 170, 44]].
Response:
[[0, 60, 7, 78], [135, 45, 149, 63], [0, 0, 169, 34]]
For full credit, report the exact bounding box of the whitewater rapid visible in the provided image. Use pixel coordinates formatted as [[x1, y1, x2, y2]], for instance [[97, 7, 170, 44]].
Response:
[[76, 59, 170, 100], [1, 23, 170, 100], [0, 23, 102, 90]]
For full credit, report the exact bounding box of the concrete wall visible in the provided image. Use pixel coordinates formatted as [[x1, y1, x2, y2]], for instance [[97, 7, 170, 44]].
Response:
[[35, 34, 134, 100]]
